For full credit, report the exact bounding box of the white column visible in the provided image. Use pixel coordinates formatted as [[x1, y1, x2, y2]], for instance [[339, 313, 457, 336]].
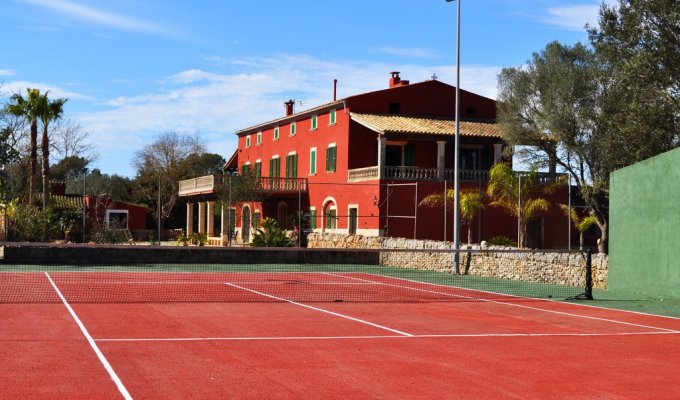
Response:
[[377, 136, 386, 179], [186, 203, 194, 236], [220, 205, 226, 245], [437, 140, 446, 180], [493, 143, 503, 164], [207, 201, 215, 237], [198, 202, 206, 234]]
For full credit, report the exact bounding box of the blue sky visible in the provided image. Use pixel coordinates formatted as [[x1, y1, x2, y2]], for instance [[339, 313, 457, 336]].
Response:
[[0, 0, 606, 177]]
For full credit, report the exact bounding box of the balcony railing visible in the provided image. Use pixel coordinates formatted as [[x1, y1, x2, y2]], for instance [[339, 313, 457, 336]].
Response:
[[179, 175, 218, 196], [348, 166, 562, 184], [258, 177, 308, 192]]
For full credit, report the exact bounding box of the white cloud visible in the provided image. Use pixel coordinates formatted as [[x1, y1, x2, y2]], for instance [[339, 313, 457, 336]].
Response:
[[541, 5, 599, 30], [20, 0, 178, 37], [0, 80, 89, 100], [70, 54, 501, 176], [0, 69, 15, 76]]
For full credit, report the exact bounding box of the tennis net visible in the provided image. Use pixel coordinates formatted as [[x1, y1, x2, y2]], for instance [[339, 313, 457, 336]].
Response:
[[0, 245, 593, 303]]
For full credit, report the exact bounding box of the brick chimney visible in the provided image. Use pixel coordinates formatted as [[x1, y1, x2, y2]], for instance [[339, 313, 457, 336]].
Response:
[[389, 71, 409, 88], [284, 100, 295, 116]]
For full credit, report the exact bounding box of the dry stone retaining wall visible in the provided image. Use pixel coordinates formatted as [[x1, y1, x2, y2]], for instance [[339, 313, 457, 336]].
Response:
[[308, 233, 608, 289]]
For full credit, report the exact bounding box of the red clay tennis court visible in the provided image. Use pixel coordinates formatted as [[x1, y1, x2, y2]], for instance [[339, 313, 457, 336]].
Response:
[[2, 256, 680, 399]]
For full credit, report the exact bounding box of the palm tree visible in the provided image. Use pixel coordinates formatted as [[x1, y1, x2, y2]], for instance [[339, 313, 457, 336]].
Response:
[[559, 205, 598, 250], [419, 189, 484, 244], [6, 88, 42, 203], [486, 163, 564, 248], [38, 93, 68, 211]]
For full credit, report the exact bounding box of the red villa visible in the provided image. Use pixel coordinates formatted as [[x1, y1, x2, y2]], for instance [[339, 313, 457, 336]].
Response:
[[179, 72, 571, 248]]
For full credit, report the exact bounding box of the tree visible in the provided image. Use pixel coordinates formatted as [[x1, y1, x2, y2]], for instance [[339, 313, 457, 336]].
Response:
[[419, 189, 484, 245], [51, 156, 90, 182], [0, 127, 20, 203], [485, 163, 563, 248], [182, 153, 226, 177], [50, 119, 99, 163], [37, 92, 67, 212], [6, 88, 42, 203], [133, 131, 205, 232], [559, 204, 598, 250], [497, 36, 679, 253]]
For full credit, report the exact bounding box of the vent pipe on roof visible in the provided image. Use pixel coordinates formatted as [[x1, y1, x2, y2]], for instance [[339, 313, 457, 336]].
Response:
[[333, 79, 337, 101], [284, 100, 295, 116]]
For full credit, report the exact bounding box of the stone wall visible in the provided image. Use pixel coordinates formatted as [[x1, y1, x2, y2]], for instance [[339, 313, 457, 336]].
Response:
[[308, 233, 608, 289]]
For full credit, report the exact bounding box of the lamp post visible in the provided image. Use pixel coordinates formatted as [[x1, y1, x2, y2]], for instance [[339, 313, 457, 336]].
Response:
[[446, 0, 461, 273]]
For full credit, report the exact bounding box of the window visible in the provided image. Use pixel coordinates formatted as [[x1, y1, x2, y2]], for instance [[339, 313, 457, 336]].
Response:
[[290, 122, 296, 136], [311, 115, 318, 131], [325, 208, 337, 230], [309, 147, 317, 176], [245, 136, 251, 148], [106, 210, 128, 229], [253, 211, 261, 229], [309, 208, 317, 230], [269, 156, 280, 177], [285, 153, 298, 177], [256, 131, 262, 145], [329, 109, 337, 125], [241, 163, 251, 174], [254, 160, 262, 177], [348, 207, 358, 235], [325, 144, 337, 172], [274, 126, 280, 141]]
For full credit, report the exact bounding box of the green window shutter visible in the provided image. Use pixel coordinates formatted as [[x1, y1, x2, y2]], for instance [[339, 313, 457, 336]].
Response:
[[310, 209, 316, 229], [285, 155, 291, 178], [269, 159, 274, 176], [310, 150, 316, 175], [330, 146, 337, 172]]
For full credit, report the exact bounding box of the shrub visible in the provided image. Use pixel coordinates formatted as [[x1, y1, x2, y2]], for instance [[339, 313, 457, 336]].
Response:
[[189, 232, 208, 246], [486, 235, 517, 247], [6, 200, 46, 242], [251, 218, 293, 247]]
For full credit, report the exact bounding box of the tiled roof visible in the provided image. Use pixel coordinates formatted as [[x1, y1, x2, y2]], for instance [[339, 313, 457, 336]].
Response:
[[236, 100, 344, 136], [50, 195, 86, 210], [350, 113, 502, 139]]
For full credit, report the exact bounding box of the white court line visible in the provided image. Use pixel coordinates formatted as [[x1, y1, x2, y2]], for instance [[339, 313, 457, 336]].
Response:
[[95, 330, 679, 342], [329, 273, 680, 334], [224, 282, 413, 337], [44, 272, 133, 400]]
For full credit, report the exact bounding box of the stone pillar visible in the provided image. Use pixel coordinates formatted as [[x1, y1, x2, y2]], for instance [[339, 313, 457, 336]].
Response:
[[377, 136, 386, 179], [186, 203, 194, 236], [437, 140, 446, 180], [207, 201, 215, 237], [493, 143, 503, 164], [198, 202, 206, 234]]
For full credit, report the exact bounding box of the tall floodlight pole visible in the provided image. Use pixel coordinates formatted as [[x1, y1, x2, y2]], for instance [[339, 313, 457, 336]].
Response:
[[446, 0, 461, 273]]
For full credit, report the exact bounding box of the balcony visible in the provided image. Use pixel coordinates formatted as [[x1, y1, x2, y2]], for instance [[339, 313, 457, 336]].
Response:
[[179, 175, 219, 196], [347, 166, 491, 183], [179, 175, 308, 197]]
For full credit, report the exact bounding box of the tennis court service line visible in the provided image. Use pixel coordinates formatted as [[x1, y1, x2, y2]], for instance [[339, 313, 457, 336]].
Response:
[[94, 330, 678, 342], [224, 282, 413, 337], [44, 272, 133, 400], [331, 273, 680, 334]]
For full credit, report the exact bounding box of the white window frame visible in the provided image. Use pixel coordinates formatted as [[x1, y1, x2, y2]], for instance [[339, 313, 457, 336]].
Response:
[[309, 206, 317, 231], [245, 135, 251, 148], [290, 122, 297, 136], [273, 126, 280, 141], [347, 204, 359, 235], [256, 131, 262, 145], [311, 115, 318, 131], [105, 209, 129, 229]]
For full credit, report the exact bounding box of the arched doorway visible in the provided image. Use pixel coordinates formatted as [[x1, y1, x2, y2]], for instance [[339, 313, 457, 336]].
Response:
[[322, 199, 337, 231], [242, 206, 251, 243]]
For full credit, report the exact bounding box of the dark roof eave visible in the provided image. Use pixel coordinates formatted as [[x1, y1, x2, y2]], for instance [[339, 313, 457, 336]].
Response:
[[236, 100, 344, 136]]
